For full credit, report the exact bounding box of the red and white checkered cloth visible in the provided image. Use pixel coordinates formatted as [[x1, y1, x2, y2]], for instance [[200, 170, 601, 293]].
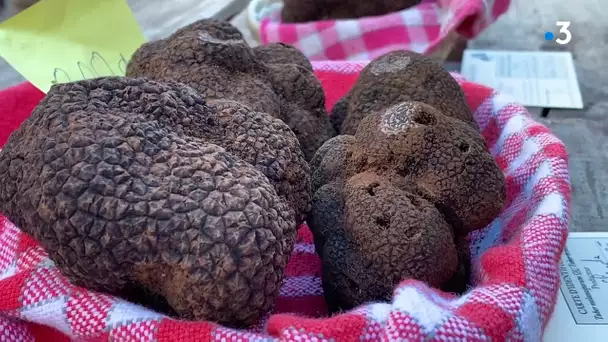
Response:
[[0, 61, 569, 341], [260, 0, 511, 60]]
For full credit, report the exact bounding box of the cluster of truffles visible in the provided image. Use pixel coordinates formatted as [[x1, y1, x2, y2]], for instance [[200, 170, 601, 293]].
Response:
[[0, 19, 506, 328], [0, 20, 331, 328], [282, 0, 422, 22], [309, 50, 506, 312]]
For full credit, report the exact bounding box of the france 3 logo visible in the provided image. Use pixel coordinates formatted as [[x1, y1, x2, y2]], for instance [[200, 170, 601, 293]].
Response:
[[544, 21, 572, 45]]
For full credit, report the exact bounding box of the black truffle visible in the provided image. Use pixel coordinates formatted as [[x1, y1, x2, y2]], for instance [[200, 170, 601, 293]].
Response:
[[126, 19, 335, 161], [0, 77, 311, 327], [309, 99, 506, 312], [332, 50, 477, 135]]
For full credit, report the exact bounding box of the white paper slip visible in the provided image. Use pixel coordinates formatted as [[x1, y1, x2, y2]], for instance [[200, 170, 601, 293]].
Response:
[[460, 50, 584, 109], [544, 232, 608, 341]]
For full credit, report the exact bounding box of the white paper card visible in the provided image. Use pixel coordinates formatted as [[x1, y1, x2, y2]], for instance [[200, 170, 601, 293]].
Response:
[[460, 50, 584, 109], [544, 232, 608, 341]]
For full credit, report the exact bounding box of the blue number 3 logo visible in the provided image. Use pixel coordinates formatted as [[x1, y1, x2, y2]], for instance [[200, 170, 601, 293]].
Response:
[[555, 21, 572, 45]]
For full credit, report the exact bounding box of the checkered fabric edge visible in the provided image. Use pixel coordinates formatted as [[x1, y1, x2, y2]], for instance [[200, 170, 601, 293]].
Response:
[[0, 60, 569, 341], [259, 0, 511, 60]]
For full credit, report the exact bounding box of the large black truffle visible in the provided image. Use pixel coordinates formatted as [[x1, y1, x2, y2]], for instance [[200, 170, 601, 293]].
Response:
[[0, 76, 311, 327]]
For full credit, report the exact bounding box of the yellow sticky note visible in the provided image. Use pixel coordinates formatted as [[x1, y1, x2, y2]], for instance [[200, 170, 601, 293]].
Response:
[[0, 0, 146, 93]]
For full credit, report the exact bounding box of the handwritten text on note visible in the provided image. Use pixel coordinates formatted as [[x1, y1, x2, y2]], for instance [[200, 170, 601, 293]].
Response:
[[560, 237, 608, 325], [0, 0, 146, 93]]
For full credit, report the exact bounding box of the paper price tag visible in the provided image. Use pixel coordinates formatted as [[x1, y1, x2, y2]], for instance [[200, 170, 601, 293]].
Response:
[[545, 232, 608, 341], [0, 0, 146, 93]]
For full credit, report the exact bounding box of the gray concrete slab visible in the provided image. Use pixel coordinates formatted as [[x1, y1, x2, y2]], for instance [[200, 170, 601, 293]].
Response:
[[469, 0, 608, 125], [537, 118, 608, 232]]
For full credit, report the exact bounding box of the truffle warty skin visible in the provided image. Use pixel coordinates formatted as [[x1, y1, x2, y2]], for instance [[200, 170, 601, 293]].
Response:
[[126, 19, 336, 162], [0, 76, 310, 328], [281, 0, 423, 22], [308, 51, 506, 313]]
